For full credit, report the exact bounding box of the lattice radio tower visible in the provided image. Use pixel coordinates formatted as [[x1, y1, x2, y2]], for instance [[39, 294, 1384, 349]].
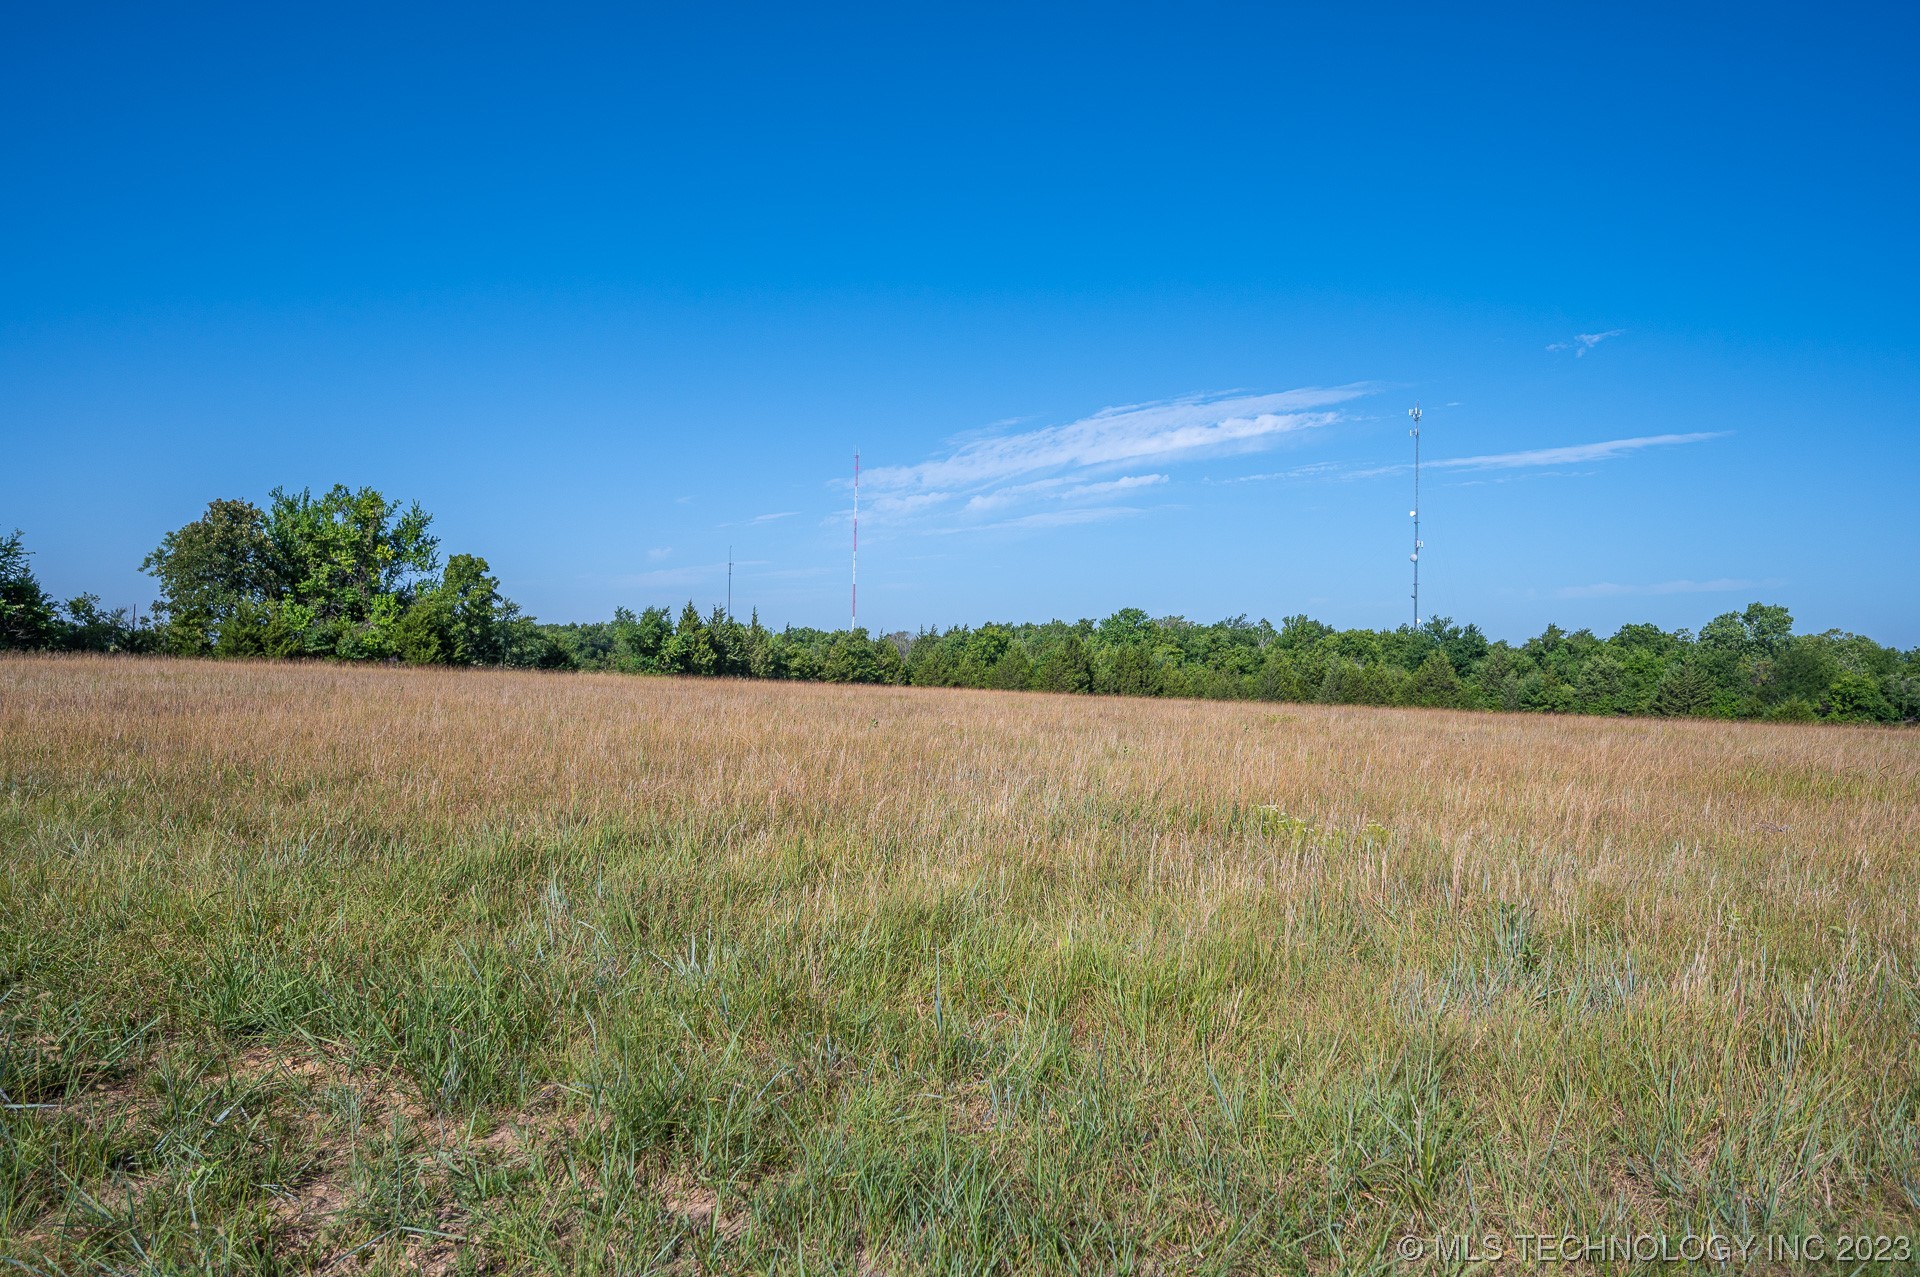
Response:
[[851, 451, 860, 632], [1408, 404, 1423, 627]]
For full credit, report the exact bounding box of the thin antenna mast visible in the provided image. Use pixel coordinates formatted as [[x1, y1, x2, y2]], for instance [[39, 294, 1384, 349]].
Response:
[[1408, 404, 1422, 627], [726, 545, 733, 620], [851, 452, 860, 632]]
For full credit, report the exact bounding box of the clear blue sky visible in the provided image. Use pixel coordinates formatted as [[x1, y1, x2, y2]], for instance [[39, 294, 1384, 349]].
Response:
[[6, 3, 1917, 644]]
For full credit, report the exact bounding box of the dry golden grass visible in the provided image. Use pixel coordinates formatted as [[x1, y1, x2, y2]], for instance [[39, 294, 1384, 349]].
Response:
[[2, 654, 1916, 1273]]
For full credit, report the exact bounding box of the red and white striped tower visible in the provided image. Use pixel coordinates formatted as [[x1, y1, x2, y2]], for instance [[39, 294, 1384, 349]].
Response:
[[851, 451, 859, 632]]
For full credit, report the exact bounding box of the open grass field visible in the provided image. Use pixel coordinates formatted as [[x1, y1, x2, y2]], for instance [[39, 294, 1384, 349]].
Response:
[[2, 654, 1917, 1274]]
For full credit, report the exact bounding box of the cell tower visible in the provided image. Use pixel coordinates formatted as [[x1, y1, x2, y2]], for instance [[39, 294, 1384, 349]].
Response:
[[726, 545, 733, 620], [851, 451, 860, 632], [1408, 404, 1423, 627]]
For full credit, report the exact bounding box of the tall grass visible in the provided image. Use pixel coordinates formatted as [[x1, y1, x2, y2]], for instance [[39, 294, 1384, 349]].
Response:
[[2, 654, 1915, 1273]]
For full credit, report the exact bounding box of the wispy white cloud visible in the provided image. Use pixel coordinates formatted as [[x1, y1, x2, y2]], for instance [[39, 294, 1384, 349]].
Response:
[[1547, 329, 1625, 356], [959, 477, 1067, 514], [860, 386, 1370, 530], [646, 547, 673, 562], [1555, 577, 1784, 599], [864, 492, 955, 521], [1221, 461, 1350, 484], [866, 387, 1367, 494], [1223, 431, 1726, 486], [1342, 432, 1725, 480], [1431, 432, 1725, 471], [941, 506, 1147, 534], [1442, 470, 1589, 487], [715, 510, 801, 530], [962, 472, 1168, 513], [1065, 473, 1168, 498]]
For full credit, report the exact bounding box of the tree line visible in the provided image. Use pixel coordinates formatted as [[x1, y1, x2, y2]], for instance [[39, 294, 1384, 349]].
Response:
[[5, 486, 1915, 724]]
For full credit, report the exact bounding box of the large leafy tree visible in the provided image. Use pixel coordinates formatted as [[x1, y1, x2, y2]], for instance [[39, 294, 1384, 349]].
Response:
[[1420, 615, 1489, 674], [437, 554, 509, 666], [142, 486, 495, 662], [393, 555, 515, 666], [1701, 603, 1795, 658], [264, 485, 439, 651], [139, 499, 277, 654], [1824, 672, 1894, 723]]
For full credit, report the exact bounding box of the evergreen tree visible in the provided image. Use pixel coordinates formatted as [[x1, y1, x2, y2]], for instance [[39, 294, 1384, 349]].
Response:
[[1101, 643, 1160, 696], [1035, 634, 1094, 693], [1409, 650, 1465, 708], [664, 602, 718, 675], [1653, 659, 1717, 716], [745, 610, 784, 679], [1574, 652, 1626, 714], [0, 530, 59, 650], [986, 645, 1035, 691]]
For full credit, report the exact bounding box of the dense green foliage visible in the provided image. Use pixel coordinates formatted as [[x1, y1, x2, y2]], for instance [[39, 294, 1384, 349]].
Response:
[[1, 530, 152, 655], [6, 487, 1917, 724], [134, 487, 566, 667], [544, 603, 1918, 724]]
